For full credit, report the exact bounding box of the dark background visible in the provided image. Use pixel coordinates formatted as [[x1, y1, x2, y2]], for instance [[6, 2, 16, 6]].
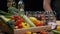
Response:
[[0, 0, 44, 12], [15, 0, 44, 11], [0, 0, 60, 20], [0, 0, 7, 12]]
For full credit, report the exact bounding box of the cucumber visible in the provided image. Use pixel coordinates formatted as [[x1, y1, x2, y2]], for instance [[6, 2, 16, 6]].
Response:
[[0, 15, 9, 22], [52, 30, 60, 34], [0, 11, 12, 18], [21, 15, 36, 27]]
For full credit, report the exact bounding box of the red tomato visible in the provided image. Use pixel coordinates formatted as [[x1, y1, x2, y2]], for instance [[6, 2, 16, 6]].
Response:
[[11, 16, 15, 19], [15, 19, 22, 26], [14, 26, 18, 29], [19, 18, 24, 22], [18, 24, 23, 28], [16, 16, 23, 22], [35, 21, 43, 26], [40, 31, 47, 34], [40, 30, 43, 34], [17, 16, 21, 19], [15, 22, 19, 26], [11, 15, 18, 19], [42, 32, 47, 34], [15, 16, 21, 19], [17, 19, 22, 23], [11, 15, 23, 20], [14, 15, 23, 20], [13, 15, 18, 18]]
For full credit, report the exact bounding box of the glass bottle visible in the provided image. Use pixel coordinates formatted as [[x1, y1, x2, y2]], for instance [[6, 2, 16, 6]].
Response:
[[48, 11, 56, 23], [18, 0, 24, 11], [18, 0, 24, 15], [41, 11, 46, 25], [44, 11, 49, 24], [44, 11, 57, 29], [12, 0, 16, 8]]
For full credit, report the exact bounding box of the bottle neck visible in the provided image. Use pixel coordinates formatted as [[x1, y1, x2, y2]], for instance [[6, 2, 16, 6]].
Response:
[[19, 8, 24, 11], [12, 2, 16, 7], [18, 0, 24, 11]]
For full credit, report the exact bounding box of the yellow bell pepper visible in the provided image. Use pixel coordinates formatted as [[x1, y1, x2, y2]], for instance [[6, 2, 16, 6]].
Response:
[[21, 22, 30, 28], [57, 25, 60, 31], [25, 31, 31, 34]]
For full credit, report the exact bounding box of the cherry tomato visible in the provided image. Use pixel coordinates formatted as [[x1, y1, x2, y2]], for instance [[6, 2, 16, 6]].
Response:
[[11, 16, 15, 19], [17, 19, 22, 22], [35, 21, 43, 26], [14, 15, 18, 18], [15, 19, 22, 26], [19, 18, 24, 22], [14, 26, 18, 29], [18, 24, 23, 28], [42, 31, 47, 34], [15, 21, 19, 26], [40, 30, 47, 34], [12, 15, 20, 18], [18, 17, 21, 19]]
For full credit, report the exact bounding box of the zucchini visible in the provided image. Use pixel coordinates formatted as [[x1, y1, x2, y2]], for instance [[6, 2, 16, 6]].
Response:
[[0, 11, 12, 18], [21, 15, 36, 27], [0, 15, 9, 22], [52, 30, 60, 34]]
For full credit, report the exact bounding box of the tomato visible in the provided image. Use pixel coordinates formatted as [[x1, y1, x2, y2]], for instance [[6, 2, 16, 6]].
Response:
[[35, 21, 43, 26], [15, 19, 22, 26], [13, 15, 18, 18], [11, 16, 15, 19], [15, 21, 19, 26], [19, 18, 24, 22], [18, 24, 23, 28], [40, 30, 47, 34], [11, 15, 23, 21], [42, 32, 47, 34], [12, 15, 21, 19], [14, 26, 18, 29], [40, 30, 43, 33], [15, 15, 21, 19], [18, 19, 22, 22]]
